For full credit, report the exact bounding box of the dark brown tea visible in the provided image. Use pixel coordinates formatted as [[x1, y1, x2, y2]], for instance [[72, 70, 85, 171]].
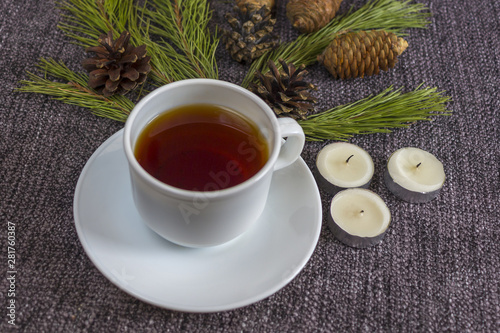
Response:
[[134, 104, 269, 191]]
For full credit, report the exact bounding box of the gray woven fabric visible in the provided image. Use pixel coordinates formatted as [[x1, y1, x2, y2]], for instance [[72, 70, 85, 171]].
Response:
[[1, 0, 498, 331]]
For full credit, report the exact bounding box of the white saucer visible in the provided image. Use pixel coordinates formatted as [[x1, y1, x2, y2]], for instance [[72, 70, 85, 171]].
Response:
[[73, 129, 322, 313]]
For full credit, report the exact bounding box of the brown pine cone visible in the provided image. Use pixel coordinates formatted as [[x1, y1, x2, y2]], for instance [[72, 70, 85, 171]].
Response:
[[318, 30, 408, 79], [287, 0, 343, 34], [221, 5, 278, 63], [82, 31, 151, 96], [249, 59, 317, 120]]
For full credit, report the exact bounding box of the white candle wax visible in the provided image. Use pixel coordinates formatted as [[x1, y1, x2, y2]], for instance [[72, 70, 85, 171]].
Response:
[[328, 189, 391, 248], [385, 147, 445, 203], [315, 142, 374, 194]]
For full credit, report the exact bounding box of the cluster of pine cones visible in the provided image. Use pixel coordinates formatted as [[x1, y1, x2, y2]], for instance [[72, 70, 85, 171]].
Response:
[[221, 0, 409, 120]]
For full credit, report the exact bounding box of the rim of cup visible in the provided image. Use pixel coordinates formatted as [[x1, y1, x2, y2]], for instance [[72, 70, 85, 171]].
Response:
[[123, 78, 282, 200]]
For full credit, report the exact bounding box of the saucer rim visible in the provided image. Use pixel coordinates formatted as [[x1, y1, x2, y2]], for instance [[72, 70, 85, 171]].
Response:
[[73, 129, 322, 312]]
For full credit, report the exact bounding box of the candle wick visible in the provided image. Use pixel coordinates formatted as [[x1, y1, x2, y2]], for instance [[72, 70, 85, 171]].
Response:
[[346, 154, 354, 164], [416, 162, 422, 168], [360, 210, 364, 216]]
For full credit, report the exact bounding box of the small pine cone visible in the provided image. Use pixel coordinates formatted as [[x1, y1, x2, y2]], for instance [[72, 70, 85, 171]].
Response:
[[235, 0, 275, 13], [249, 59, 317, 120], [221, 5, 278, 63], [318, 30, 408, 79], [82, 31, 151, 96], [287, 0, 343, 34]]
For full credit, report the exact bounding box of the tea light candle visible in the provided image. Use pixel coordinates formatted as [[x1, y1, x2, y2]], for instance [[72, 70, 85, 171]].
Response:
[[384, 147, 445, 203], [314, 142, 374, 194], [328, 189, 391, 248]]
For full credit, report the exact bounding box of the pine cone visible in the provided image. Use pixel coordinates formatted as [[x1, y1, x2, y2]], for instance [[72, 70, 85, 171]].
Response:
[[82, 31, 151, 96], [221, 5, 278, 63], [287, 0, 343, 34], [235, 0, 275, 13], [318, 30, 408, 79], [249, 59, 317, 120]]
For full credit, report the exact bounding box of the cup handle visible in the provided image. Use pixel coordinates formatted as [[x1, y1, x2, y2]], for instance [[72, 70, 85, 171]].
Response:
[[274, 117, 305, 171]]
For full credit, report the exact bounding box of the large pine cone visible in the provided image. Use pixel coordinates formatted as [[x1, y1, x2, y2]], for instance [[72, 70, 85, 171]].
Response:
[[287, 0, 343, 34], [221, 5, 278, 63], [318, 30, 408, 79], [249, 59, 317, 120], [82, 31, 151, 96]]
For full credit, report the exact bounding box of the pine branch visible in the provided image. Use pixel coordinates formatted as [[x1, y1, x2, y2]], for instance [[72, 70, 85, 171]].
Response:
[[241, 0, 431, 87], [57, 0, 219, 85], [16, 58, 133, 122], [56, 0, 133, 47], [142, 0, 219, 82], [298, 85, 451, 141]]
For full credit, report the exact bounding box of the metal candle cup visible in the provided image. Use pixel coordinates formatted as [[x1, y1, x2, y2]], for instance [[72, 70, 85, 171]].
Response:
[[314, 142, 374, 195], [327, 188, 391, 248], [384, 147, 445, 203]]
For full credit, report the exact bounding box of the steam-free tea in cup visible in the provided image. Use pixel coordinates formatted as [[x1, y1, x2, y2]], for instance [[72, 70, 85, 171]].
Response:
[[124, 79, 305, 246], [134, 103, 269, 191]]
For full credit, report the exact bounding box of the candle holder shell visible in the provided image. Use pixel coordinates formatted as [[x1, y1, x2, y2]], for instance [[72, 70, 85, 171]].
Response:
[[314, 143, 374, 195], [327, 214, 390, 248], [327, 189, 391, 248], [384, 147, 445, 203], [384, 168, 441, 203]]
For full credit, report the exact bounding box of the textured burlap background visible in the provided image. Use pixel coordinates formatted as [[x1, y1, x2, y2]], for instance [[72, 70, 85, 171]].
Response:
[[1, 0, 498, 331]]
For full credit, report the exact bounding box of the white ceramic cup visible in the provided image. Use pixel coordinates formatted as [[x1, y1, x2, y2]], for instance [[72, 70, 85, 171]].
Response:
[[123, 79, 305, 247]]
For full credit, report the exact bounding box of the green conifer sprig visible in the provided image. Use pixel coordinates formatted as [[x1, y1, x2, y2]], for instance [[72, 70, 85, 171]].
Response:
[[57, 0, 218, 84], [142, 0, 219, 81], [17, 58, 133, 122], [299, 85, 451, 141], [19, 0, 218, 121]]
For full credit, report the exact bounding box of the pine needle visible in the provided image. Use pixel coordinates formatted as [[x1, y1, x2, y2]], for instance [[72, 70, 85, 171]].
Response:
[[241, 0, 431, 87], [298, 85, 452, 141]]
